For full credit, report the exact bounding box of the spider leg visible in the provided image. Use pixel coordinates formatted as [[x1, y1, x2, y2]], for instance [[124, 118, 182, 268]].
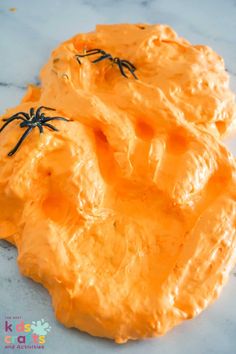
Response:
[[86, 49, 106, 54], [42, 123, 59, 131], [130, 70, 138, 80], [121, 62, 138, 79], [3, 112, 30, 121], [92, 53, 113, 64], [30, 107, 35, 117], [36, 106, 56, 119], [120, 60, 136, 71], [76, 49, 108, 64], [0, 117, 26, 133], [42, 117, 70, 123], [79, 49, 107, 57], [37, 124, 44, 134], [116, 59, 128, 78], [8, 127, 33, 156], [75, 55, 82, 65]]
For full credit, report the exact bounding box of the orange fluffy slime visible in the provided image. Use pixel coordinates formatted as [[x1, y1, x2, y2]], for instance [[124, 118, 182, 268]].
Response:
[[0, 24, 236, 343]]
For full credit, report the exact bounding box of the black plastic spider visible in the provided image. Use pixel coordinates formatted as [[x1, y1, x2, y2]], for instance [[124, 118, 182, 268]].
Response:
[[75, 48, 138, 80], [0, 106, 70, 156]]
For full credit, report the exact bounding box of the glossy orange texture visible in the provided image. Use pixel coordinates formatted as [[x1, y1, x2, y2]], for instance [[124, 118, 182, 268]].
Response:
[[0, 24, 236, 343]]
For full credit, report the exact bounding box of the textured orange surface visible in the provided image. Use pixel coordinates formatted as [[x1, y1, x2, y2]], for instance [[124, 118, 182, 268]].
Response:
[[0, 24, 236, 343]]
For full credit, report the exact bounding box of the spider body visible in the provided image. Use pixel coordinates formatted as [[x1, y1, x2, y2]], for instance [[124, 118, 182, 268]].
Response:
[[76, 48, 138, 79], [0, 106, 69, 156]]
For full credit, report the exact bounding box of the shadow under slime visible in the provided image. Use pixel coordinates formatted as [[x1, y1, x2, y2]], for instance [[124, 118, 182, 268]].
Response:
[[60, 324, 149, 350], [0, 239, 15, 251]]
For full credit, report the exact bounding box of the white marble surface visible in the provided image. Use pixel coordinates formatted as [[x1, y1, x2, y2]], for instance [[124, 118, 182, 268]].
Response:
[[0, 0, 236, 353]]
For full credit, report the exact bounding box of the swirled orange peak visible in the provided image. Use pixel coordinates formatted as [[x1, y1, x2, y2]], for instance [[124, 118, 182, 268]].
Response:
[[0, 24, 236, 344]]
